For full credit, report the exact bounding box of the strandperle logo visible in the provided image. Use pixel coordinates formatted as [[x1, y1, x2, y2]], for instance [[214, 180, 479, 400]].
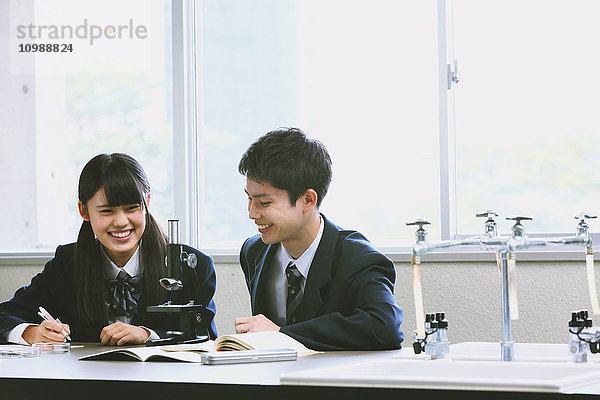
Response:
[[16, 19, 148, 45]]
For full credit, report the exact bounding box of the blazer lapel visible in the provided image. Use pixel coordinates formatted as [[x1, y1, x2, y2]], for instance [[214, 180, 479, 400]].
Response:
[[294, 215, 339, 320], [250, 244, 278, 314]]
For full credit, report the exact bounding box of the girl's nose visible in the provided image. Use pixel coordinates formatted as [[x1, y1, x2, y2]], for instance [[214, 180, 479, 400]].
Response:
[[113, 210, 128, 226]]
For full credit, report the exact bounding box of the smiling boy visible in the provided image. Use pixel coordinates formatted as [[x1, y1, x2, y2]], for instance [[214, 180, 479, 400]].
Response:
[[235, 128, 404, 350]]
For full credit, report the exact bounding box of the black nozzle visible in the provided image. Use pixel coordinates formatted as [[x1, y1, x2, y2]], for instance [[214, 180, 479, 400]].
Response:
[[413, 341, 423, 354]]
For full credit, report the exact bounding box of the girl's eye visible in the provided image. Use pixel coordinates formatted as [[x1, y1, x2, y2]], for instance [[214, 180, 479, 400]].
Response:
[[128, 205, 140, 211]]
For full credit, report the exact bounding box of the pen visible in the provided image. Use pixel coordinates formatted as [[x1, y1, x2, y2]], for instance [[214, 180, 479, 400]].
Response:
[[38, 306, 71, 341]]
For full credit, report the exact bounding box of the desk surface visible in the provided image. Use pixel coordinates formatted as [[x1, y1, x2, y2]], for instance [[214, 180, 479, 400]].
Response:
[[1, 343, 600, 400]]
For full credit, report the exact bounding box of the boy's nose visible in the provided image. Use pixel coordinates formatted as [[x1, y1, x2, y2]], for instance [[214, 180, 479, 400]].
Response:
[[248, 203, 260, 220]]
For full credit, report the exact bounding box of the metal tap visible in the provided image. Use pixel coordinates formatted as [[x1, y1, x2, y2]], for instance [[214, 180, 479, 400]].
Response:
[[408, 212, 597, 362], [406, 219, 431, 257], [407, 218, 482, 257], [576, 214, 596, 248], [476, 210, 499, 237]]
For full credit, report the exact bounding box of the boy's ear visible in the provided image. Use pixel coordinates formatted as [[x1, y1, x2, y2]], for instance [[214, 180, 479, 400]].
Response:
[[302, 189, 318, 213], [78, 201, 90, 221]]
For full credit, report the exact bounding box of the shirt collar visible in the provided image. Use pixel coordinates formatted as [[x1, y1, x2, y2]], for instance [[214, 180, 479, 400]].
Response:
[[100, 244, 141, 280], [279, 215, 324, 279]]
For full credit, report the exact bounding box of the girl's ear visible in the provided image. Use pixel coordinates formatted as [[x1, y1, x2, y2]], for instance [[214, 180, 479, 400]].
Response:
[[78, 201, 90, 221], [146, 193, 150, 208]]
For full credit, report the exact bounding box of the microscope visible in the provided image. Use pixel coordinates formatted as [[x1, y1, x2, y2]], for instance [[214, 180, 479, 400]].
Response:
[[146, 220, 210, 346]]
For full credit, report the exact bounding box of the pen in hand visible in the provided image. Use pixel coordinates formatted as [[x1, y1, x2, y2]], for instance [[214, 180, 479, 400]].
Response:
[[38, 306, 71, 342]]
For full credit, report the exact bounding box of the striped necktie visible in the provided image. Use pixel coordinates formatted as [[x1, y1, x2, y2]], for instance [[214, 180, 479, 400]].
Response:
[[106, 270, 142, 317], [286, 262, 303, 323]]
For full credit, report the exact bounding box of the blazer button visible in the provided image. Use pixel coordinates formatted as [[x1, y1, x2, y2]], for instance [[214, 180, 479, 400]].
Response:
[[292, 317, 296, 323]]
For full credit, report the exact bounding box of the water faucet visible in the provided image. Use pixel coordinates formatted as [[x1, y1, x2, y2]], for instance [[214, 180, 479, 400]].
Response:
[[408, 211, 597, 362], [407, 219, 431, 257], [507, 216, 531, 240], [476, 210, 498, 237], [576, 214, 596, 247]]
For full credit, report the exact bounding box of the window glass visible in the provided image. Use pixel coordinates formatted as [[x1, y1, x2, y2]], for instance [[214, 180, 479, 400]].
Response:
[[200, 0, 440, 248], [2, 0, 173, 251], [453, 0, 600, 235]]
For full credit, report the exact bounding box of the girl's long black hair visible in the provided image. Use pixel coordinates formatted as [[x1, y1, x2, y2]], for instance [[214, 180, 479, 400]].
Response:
[[74, 153, 167, 329]]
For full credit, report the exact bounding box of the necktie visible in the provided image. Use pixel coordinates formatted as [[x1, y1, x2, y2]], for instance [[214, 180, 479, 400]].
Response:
[[286, 262, 303, 323], [106, 270, 142, 317]]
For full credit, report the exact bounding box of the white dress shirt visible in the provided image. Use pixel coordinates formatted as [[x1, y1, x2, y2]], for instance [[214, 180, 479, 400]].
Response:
[[265, 216, 325, 325]]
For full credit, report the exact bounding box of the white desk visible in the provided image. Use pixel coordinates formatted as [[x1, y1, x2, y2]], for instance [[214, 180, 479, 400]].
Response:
[[1, 343, 600, 400]]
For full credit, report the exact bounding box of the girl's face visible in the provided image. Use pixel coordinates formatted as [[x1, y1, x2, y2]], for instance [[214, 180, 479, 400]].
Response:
[[78, 188, 148, 267]]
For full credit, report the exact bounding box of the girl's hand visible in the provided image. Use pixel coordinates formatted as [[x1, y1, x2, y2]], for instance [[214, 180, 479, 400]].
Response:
[[23, 320, 71, 344], [100, 321, 150, 346]]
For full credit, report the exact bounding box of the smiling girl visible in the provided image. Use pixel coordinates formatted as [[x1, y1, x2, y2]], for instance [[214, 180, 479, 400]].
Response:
[[0, 153, 217, 345]]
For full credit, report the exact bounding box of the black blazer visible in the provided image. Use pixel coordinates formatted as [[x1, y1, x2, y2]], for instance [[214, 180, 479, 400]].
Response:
[[240, 214, 404, 350], [0, 243, 217, 342]]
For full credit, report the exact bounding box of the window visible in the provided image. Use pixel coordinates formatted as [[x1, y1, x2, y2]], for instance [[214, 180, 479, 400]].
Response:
[[452, 0, 600, 236], [5, 0, 598, 255], [197, 0, 440, 249], [2, 0, 174, 251]]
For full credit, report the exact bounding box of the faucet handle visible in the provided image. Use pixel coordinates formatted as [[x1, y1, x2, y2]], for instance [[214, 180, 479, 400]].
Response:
[[506, 216, 533, 225], [576, 214, 597, 222], [476, 210, 498, 221], [406, 219, 431, 231]]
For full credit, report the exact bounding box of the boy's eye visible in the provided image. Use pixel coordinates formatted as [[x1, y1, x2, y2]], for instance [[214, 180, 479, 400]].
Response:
[[260, 202, 271, 207], [99, 209, 112, 214]]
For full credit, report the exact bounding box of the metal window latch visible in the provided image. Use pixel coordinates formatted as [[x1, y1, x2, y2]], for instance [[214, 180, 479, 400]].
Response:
[[447, 60, 459, 89]]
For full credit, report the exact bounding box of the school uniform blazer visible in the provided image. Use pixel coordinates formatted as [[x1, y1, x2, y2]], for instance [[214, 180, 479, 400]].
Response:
[[0, 243, 217, 343], [239, 214, 404, 351]]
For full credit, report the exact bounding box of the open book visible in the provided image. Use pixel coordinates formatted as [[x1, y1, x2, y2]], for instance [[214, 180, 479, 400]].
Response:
[[79, 331, 317, 362]]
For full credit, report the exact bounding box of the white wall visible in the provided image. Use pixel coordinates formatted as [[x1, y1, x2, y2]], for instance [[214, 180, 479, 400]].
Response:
[[1, 258, 593, 344]]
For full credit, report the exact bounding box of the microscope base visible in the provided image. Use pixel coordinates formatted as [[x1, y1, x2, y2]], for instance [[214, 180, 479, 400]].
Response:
[[146, 303, 209, 346]]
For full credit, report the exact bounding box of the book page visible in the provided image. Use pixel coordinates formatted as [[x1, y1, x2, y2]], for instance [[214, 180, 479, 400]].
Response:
[[79, 346, 152, 361], [79, 345, 206, 362], [216, 331, 318, 356], [160, 340, 216, 353]]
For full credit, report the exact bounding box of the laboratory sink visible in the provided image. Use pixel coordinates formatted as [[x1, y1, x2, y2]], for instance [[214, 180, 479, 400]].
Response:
[[449, 342, 594, 363], [394, 342, 600, 363], [280, 357, 600, 393]]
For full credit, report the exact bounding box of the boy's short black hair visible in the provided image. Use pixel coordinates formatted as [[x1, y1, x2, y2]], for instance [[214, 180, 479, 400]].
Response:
[[238, 127, 332, 207]]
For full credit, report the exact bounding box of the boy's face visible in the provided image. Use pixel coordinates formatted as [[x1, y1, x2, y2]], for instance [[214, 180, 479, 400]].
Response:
[[245, 177, 306, 248]]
